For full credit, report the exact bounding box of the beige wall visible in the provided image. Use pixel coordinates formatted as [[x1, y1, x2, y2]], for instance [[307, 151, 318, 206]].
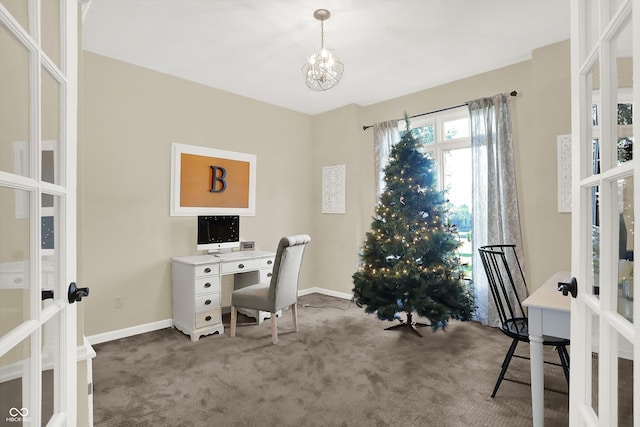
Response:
[[310, 40, 572, 296], [524, 41, 573, 287], [80, 52, 314, 335], [80, 40, 572, 337], [309, 104, 367, 294]]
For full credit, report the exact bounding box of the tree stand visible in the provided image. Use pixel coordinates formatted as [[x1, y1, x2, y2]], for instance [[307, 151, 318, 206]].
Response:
[[384, 313, 429, 337]]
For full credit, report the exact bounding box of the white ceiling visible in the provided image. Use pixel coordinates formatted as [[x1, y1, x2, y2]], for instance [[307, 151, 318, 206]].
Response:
[[81, 0, 570, 116]]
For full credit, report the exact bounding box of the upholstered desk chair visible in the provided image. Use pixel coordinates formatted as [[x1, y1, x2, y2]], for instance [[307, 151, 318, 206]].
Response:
[[230, 234, 311, 344]]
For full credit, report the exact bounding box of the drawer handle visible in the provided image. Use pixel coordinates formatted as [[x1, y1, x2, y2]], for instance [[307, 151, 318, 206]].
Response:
[[238, 263, 245, 269], [267, 260, 273, 265], [205, 316, 212, 321], [204, 267, 211, 273], [267, 273, 272, 278], [205, 299, 212, 305], [14, 277, 22, 284], [204, 282, 212, 288]]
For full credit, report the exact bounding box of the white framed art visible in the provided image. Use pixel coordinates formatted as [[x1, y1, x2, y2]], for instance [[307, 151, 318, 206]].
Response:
[[322, 164, 346, 214], [170, 143, 256, 216]]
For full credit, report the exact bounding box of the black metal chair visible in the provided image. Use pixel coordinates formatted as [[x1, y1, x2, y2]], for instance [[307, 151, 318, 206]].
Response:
[[478, 244, 570, 398]]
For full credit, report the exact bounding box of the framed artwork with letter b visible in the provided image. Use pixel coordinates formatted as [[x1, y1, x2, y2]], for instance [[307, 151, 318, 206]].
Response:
[[170, 143, 256, 216]]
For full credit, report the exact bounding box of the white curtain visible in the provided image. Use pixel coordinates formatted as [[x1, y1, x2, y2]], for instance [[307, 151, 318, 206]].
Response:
[[469, 94, 525, 326], [373, 120, 399, 198]]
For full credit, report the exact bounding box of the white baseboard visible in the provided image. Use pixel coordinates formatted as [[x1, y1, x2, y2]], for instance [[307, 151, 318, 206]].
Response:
[[87, 319, 173, 345], [298, 287, 353, 300], [87, 289, 352, 345]]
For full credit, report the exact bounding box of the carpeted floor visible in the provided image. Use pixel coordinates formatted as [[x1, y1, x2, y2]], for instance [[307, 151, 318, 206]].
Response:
[[91, 294, 570, 427]]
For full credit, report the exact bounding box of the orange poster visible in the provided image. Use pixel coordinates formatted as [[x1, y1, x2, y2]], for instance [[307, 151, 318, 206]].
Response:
[[180, 153, 250, 208]]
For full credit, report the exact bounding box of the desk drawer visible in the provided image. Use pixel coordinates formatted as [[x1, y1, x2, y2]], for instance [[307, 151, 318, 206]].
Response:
[[195, 308, 222, 329], [221, 259, 260, 274], [195, 293, 220, 312], [195, 276, 220, 295], [260, 269, 273, 283], [260, 257, 275, 269], [194, 263, 219, 277]]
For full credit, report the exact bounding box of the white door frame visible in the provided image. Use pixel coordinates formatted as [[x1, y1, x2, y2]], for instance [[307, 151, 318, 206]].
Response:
[[569, 0, 638, 425], [0, 1, 79, 425]]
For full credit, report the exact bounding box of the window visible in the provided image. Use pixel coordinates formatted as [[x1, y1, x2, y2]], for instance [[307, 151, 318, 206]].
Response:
[[399, 107, 472, 277]]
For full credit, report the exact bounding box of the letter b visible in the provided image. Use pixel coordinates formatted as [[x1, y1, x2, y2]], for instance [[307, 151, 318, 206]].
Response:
[[210, 166, 227, 192]]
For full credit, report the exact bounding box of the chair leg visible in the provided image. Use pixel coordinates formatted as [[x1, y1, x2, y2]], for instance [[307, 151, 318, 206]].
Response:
[[557, 345, 570, 384], [230, 306, 237, 337], [291, 303, 298, 333], [492, 338, 519, 398], [271, 312, 278, 345]]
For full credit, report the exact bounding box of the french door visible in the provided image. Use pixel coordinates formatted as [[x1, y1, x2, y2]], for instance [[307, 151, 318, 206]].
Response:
[[0, 1, 78, 425], [570, 0, 638, 425]]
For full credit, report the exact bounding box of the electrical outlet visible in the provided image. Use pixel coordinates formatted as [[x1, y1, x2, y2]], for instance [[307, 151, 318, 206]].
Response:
[[113, 296, 123, 309]]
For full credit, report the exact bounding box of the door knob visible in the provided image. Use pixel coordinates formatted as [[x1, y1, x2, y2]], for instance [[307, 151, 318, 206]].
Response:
[[558, 277, 578, 298], [68, 282, 90, 304]]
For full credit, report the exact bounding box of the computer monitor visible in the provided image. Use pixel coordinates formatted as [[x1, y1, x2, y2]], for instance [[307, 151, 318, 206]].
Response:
[[197, 215, 240, 253]]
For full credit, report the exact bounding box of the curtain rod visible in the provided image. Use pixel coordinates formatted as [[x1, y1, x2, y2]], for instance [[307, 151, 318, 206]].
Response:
[[362, 90, 518, 131]]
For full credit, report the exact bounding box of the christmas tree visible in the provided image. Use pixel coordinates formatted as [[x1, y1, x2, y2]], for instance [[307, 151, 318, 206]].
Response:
[[352, 119, 475, 335]]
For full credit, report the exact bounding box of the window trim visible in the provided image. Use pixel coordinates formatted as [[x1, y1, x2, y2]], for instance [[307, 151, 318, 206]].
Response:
[[398, 106, 471, 192]]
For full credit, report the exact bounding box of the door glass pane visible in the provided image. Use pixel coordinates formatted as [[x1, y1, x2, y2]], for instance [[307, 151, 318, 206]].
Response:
[[618, 103, 633, 126], [618, 137, 633, 165], [0, 186, 31, 333], [613, 17, 633, 165], [442, 117, 470, 140], [617, 176, 633, 322], [590, 310, 600, 416], [41, 144, 56, 185], [0, 0, 28, 33], [41, 68, 60, 185], [590, 60, 601, 174], [41, 0, 60, 68], [0, 22, 30, 177], [42, 366, 54, 425], [41, 193, 58, 311], [617, 332, 633, 426], [41, 312, 59, 425], [591, 185, 601, 296], [443, 147, 472, 278], [593, 139, 601, 173], [0, 335, 32, 424]]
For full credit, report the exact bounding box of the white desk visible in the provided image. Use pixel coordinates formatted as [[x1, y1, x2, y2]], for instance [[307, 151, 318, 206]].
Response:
[[171, 250, 276, 341], [522, 271, 571, 427]]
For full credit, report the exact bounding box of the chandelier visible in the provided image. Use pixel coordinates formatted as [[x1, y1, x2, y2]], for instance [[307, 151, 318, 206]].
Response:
[[302, 9, 344, 91]]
